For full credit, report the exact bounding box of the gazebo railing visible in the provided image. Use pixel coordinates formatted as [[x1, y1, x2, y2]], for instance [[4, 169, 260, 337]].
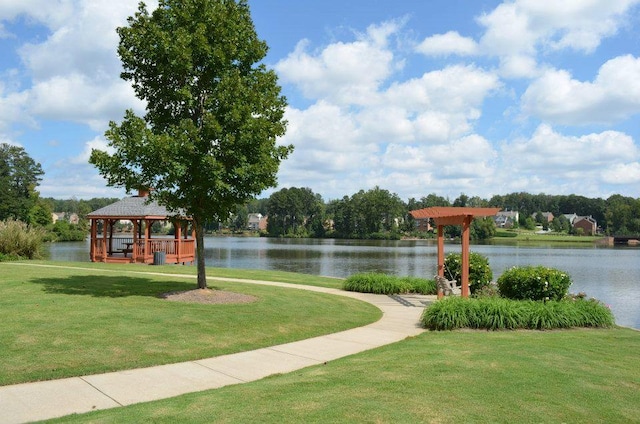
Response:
[[92, 237, 195, 263]]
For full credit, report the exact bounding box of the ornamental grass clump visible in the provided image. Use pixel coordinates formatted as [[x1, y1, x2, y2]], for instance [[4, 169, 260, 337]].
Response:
[[497, 266, 571, 301], [343, 273, 436, 295], [420, 297, 471, 330], [444, 252, 492, 294], [0, 219, 44, 260], [421, 297, 614, 331]]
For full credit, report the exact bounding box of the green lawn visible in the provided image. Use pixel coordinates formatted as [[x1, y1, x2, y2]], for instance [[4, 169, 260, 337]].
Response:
[[494, 230, 601, 244], [49, 328, 640, 423], [0, 261, 379, 386], [5, 261, 640, 423]]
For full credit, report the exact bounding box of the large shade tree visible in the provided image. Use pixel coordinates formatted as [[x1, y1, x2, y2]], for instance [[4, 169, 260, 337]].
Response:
[[0, 143, 44, 223], [90, 0, 291, 289]]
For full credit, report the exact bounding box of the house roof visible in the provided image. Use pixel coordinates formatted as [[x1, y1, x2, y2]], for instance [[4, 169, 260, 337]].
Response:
[[87, 195, 189, 220]]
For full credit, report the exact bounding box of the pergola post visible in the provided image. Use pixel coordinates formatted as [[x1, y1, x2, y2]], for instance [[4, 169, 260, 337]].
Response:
[[437, 225, 445, 278], [461, 215, 471, 298]]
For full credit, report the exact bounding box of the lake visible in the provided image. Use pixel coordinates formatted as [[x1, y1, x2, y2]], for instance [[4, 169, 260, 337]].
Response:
[[44, 237, 640, 330]]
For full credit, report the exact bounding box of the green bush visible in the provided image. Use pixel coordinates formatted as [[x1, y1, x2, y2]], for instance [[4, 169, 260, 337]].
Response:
[[0, 219, 44, 260], [471, 283, 500, 299], [444, 252, 493, 294], [497, 266, 572, 301], [421, 297, 614, 331], [45, 220, 86, 242], [343, 273, 436, 295]]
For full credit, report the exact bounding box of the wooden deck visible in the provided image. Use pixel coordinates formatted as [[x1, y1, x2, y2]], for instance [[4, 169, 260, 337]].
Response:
[[91, 237, 195, 264]]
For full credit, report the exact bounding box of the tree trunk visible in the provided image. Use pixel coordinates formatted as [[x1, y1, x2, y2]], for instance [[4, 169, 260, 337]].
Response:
[[194, 216, 207, 289]]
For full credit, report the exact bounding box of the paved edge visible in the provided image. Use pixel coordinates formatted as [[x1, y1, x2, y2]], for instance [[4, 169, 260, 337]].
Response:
[[0, 263, 432, 423]]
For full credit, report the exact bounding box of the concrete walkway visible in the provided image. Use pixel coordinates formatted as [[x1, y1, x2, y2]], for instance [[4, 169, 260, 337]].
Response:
[[0, 268, 432, 424]]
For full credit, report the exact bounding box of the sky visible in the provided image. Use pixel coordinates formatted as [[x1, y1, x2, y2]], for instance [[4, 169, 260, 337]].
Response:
[[1, 0, 639, 202]]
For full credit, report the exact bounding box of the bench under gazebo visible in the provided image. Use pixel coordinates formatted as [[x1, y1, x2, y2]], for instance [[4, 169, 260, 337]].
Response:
[[87, 189, 195, 264]]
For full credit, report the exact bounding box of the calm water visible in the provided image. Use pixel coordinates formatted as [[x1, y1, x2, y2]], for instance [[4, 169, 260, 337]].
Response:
[[45, 237, 640, 329]]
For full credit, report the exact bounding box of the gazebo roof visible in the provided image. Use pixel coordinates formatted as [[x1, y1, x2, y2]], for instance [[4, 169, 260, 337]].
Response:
[[87, 195, 188, 220]]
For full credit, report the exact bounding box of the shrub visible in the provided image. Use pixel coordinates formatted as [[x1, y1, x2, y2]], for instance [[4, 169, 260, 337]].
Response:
[[444, 252, 493, 294], [472, 283, 500, 299], [46, 220, 86, 242], [497, 266, 572, 301], [344, 273, 437, 295], [421, 297, 614, 331], [0, 219, 44, 260]]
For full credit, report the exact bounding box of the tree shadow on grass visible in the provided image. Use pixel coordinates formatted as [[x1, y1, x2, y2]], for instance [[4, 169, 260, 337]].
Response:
[[31, 275, 211, 298]]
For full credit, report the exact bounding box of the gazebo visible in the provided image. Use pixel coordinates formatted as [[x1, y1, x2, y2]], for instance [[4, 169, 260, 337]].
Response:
[[410, 206, 501, 297], [87, 190, 195, 264]]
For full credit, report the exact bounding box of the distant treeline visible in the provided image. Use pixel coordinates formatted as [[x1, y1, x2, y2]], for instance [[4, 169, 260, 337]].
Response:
[[231, 188, 640, 239], [44, 189, 640, 240]]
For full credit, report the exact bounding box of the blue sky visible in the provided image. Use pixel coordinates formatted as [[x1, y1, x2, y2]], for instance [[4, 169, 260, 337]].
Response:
[[1, 0, 639, 201]]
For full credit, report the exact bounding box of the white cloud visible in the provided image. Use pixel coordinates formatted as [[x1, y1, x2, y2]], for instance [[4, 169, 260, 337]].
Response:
[[0, 88, 32, 130], [416, 31, 478, 56], [522, 55, 640, 125], [0, 1, 75, 30], [28, 73, 144, 130], [476, 0, 640, 78], [501, 125, 639, 191], [275, 21, 403, 105], [2, 1, 153, 131], [70, 136, 112, 165], [602, 162, 640, 184]]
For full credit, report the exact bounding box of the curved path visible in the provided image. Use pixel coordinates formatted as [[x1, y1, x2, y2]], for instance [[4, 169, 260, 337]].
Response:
[[0, 265, 433, 424]]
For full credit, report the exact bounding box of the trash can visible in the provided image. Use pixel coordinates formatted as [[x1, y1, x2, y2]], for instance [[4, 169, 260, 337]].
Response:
[[153, 251, 166, 265]]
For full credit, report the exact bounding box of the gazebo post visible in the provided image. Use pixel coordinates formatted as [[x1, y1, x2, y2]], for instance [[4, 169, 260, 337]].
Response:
[[175, 220, 182, 263], [461, 215, 471, 298], [90, 219, 96, 261], [145, 219, 152, 262], [132, 220, 139, 263], [101, 219, 108, 263]]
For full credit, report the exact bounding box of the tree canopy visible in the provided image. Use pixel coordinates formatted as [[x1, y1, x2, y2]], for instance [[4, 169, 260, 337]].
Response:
[[0, 143, 44, 223], [90, 0, 291, 288]]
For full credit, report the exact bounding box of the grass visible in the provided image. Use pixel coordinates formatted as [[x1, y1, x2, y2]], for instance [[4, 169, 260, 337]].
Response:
[[49, 328, 640, 423], [0, 261, 379, 386], [494, 229, 601, 244]]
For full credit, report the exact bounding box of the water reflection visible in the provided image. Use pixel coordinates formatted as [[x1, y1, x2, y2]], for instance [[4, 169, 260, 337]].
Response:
[[43, 237, 639, 329]]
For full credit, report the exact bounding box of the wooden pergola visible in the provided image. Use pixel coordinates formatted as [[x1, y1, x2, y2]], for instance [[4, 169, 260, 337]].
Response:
[[87, 190, 195, 265], [410, 206, 501, 297]]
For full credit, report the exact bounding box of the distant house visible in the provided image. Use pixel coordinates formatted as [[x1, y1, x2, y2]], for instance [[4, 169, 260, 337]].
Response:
[[563, 213, 578, 225], [247, 213, 268, 231], [573, 216, 597, 235], [494, 210, 519, 228], [408, 211, 432, 232], [532, 212, 554, 223], [52, 212, 80, 225]]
